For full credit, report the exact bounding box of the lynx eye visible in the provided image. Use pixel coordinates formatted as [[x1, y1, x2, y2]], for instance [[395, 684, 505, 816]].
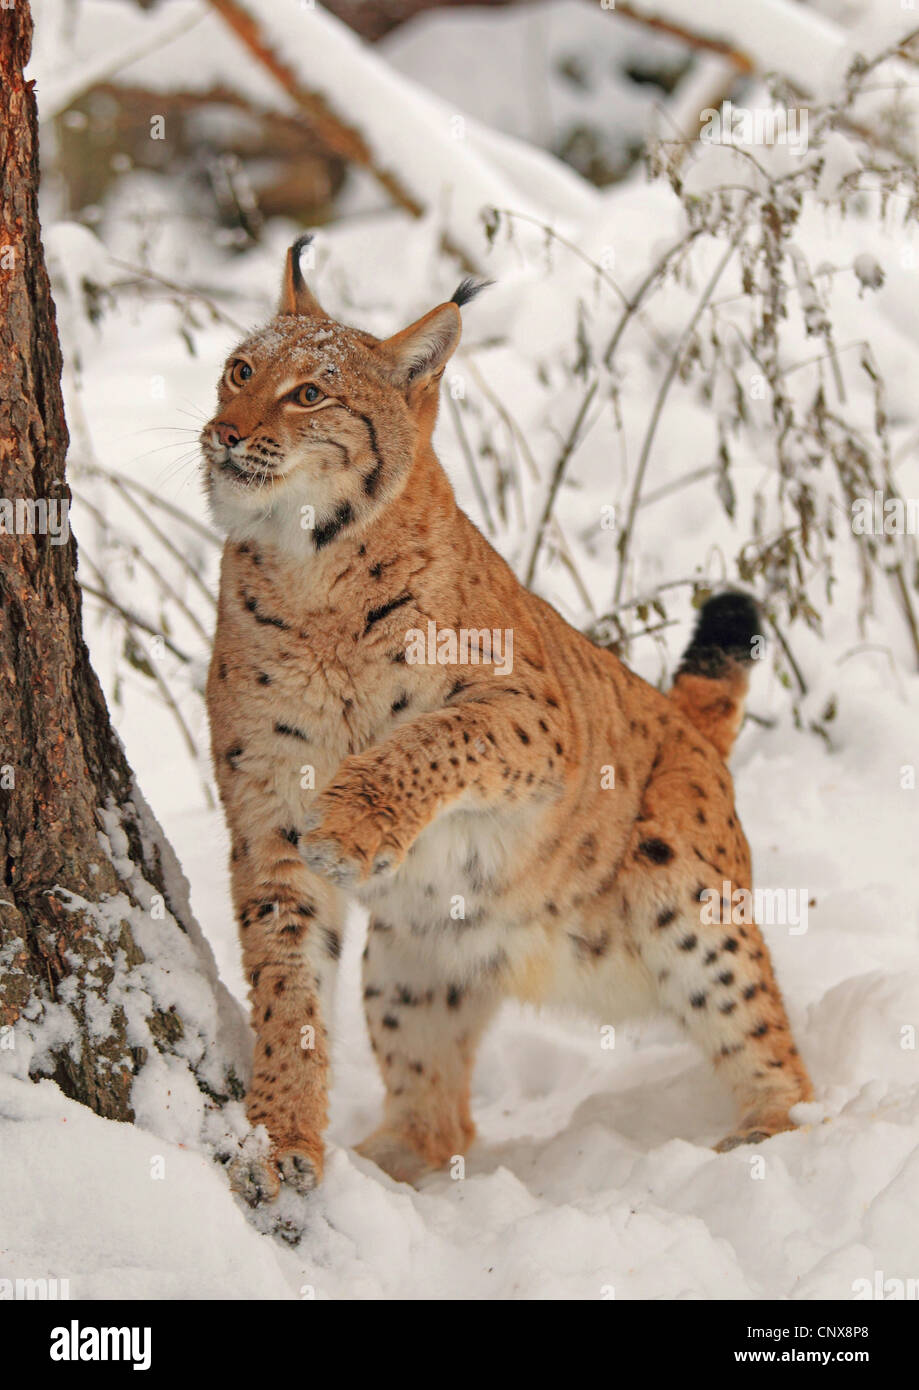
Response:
[[227, 359, 253, 389], [292, 383, 324, 406]]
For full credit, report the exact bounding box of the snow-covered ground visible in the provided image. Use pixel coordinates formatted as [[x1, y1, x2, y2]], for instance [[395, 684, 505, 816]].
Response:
[[4, 0, 919, 1299], [5, 671, 919, 1299]]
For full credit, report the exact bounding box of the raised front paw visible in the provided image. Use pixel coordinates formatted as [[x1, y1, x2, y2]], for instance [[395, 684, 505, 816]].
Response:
[[300, 768, 406, 887]]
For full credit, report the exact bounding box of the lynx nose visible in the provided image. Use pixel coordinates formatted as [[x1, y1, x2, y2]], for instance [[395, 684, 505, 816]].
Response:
[[215, 421, 244, 448]]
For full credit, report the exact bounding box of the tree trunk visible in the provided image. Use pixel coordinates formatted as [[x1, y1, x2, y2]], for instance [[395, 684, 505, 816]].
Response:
[[0, 2, 242, 1127]]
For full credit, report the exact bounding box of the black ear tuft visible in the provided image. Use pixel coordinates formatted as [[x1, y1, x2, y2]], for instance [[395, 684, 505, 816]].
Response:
[[289, 232, 315, 290], [450, 277, 494, 308]]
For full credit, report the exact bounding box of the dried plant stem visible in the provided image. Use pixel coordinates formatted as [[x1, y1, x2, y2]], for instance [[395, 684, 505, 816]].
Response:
[[108, 257, 249, 335], [609, 576, 700, 618], [613, 229, 744, 611], [493, 207, 627, 307], [765, 612, 808, 697], [637, 465, 719, 510], [80, 562, 214, 809], [617, 617, 680, 646], [462, 356, 540, 482], [79, 582, 195, 668], [495, 208, 671, 357], [887, 561, 919, 670], [78, 463, 222, 548], [603, 228, 704, 369], [547, 518, 597, 617], [525, 378, 599, 588], [446, 393, 496, 536], [103, 475, 216, 612], [72, 490, 212, 647], [520, 228, 710, 592]]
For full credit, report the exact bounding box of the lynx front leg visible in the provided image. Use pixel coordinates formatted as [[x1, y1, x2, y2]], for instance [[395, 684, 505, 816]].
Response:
[[356, 920, 502, 1183], [300, 696, 561, 885], [229, 837, 344, 1204]]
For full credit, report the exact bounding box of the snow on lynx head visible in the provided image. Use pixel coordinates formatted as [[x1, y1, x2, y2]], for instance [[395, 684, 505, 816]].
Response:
[[200, 234, 488, 552]]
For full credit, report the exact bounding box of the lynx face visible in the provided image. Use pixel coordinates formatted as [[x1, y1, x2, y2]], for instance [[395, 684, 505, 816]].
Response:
[[200, 236, 480, 552], [201, 320, 409, 544]]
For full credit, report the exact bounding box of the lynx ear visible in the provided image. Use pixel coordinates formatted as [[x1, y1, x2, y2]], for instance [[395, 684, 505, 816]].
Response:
[[378, 277, 491, 391], [278, 233, 328, 318], [378, 303, 462, 391]]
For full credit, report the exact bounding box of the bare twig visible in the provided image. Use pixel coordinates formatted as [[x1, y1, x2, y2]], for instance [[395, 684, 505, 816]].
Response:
[[603, 228, 704, 369], [546, 518, 597, 617], [107, 257, 249, 335], [614, 617, 681, 646], [99, 473, 217, 612], [836, 642, 908, 702], [462, 355, 540, 482], [79, 582, 196, 668], [446, 394, 496, 537], [72, 489, 213, 646], [600, 576, 700, 620], [525, 378, 599, 588], [614, 3, 755, 75], [613, 227, 744, 610], [77, 462, 222, 548], [637, 465, 720, 510], [765, 610, 808, 697], [79, 562, 214, 808], [887, 561, 919, 670], [494, 208, 672, 358]]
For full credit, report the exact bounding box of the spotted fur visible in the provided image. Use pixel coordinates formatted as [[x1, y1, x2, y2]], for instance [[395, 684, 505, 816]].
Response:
[[203, 238, 813, 1199]]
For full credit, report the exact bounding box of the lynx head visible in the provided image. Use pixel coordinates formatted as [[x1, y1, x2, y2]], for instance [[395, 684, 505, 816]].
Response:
[[201, 234, 489, 551]]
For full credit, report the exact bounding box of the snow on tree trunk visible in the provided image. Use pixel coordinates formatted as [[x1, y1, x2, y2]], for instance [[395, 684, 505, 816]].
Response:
[[0, 1, 246, 1138]]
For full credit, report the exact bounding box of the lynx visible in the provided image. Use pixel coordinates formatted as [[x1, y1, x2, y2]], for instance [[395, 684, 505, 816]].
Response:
[[202, 236, 813, 1201]]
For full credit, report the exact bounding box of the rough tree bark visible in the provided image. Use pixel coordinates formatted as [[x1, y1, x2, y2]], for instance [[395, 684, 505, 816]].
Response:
[[0, 2, 241, 1126]]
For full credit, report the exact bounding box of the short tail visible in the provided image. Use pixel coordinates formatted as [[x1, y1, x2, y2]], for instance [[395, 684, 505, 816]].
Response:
[[668, 591, 761, 760]]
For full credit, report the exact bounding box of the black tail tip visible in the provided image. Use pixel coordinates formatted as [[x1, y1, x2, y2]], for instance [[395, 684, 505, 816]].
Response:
[[679, 590, 762, 678], [450, 276, 494, 308]]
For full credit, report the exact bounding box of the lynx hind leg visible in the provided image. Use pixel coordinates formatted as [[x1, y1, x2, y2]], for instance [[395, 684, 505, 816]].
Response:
[[229, 839, 344, 1203], [356, 917, 502, 1184], [626, 846, 812, 1149]]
